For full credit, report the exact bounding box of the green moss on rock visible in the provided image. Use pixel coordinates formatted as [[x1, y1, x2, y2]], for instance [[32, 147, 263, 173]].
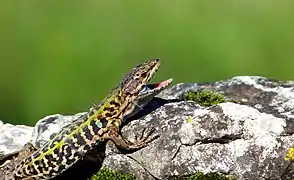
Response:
[[183, 90, 225, 107], [91, 168, 235, 180], [91, 168, 135, 180], [172, 171, 235, 180]]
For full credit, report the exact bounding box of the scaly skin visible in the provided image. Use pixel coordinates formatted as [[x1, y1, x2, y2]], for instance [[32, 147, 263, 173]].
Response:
[[12, 59, 172, 180]]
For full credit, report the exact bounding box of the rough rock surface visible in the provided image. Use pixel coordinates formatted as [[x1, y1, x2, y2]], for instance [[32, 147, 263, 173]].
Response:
[[0, 123, 33, 160], [1, 76, 294, 180]]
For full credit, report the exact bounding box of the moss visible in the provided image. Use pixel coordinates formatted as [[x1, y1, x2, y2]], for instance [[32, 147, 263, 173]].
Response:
[[172, 171, 235, 180], [90, 168, 235, 180], [91, 168, 135, 180], [183, 90, 225, 107]]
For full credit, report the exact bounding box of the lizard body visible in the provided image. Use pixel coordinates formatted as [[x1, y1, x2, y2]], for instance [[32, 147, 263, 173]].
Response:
[[13, 59, 172, 179]]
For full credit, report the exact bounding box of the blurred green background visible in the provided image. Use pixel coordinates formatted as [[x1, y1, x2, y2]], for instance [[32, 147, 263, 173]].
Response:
[[1, 0, 294, 125]]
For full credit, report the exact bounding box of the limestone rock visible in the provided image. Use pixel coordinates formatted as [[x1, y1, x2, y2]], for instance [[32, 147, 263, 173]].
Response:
[[1, 76, 294, 180]]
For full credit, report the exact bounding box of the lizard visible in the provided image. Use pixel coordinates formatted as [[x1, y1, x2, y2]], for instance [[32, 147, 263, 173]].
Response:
[[1, 76, 172, 180], [11, 58, 172, 180]]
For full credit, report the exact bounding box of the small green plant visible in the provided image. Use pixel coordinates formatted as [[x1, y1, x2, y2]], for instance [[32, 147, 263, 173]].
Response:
[[91, 168, 135, 180], [280, 147, 294, 179], [186, 115, 194, 123], [91, 168, 235, 180], [285, 147, 294, 161], [172, 171, 235, 180], [183, 90, 225, 107]]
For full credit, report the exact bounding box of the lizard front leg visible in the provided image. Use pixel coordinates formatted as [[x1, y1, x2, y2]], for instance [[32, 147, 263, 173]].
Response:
[[107, 125, 159, 151]]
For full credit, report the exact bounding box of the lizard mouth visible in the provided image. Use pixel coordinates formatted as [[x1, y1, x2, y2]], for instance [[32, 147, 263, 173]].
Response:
[[144, 78, 173, 89], [124, 78, 173, 120], [140, 78, 173, 94]]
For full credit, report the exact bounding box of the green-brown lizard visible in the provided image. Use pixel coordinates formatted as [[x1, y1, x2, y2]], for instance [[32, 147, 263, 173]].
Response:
[[12, 59, 172, 179]]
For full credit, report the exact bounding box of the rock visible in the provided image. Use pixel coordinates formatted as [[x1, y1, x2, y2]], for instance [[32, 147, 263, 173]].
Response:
[[1, 76, 294, 180], [122, 101, 292, 179], [31, 113, 86, 148], [0, 122, 33, 160]]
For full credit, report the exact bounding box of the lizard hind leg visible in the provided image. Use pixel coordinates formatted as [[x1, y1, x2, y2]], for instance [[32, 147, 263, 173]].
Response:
[[108, 125, 159, 152]]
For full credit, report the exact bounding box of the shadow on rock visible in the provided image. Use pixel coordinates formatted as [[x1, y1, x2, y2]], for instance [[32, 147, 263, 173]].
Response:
[[125, 98, 181, 125], [53, 142, 107, 180]]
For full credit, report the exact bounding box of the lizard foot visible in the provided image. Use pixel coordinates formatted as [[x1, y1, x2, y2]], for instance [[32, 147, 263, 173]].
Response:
[[134, 127, 159, 147], [108, 126, 160, 151]]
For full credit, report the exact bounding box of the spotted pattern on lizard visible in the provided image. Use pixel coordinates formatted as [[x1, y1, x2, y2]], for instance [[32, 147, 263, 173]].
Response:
[[13, 59, 172, 180]]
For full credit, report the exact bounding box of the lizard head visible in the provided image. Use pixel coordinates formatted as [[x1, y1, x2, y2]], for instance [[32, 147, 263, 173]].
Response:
[[121, 58, 161, 95], [118, 59, 173, 120]]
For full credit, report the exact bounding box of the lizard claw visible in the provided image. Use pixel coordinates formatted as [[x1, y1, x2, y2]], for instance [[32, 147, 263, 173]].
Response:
[[134, 127, 160, 145]]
